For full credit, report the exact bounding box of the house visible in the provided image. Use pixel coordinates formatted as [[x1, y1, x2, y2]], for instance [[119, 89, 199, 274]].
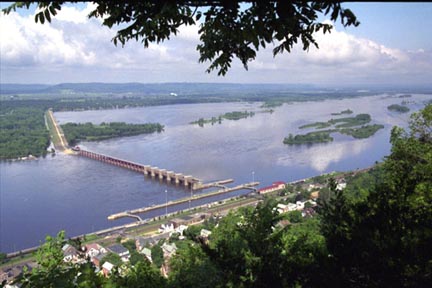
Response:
[[62, 244, 79, 263], [310, 191, 320, 200], [276, 203, 288, 214], [141, 247, 152, 263], [336, 182, 347, 190], [287, 203, 298, 212], [107, 244, 130, 262], [258, 181, 285, 194], [159, 223, 174, 233], [102, 261, 114, 277], [92, 252, 107, 268], [161, 243, 177, 259], [200, 229, 211, 239], [84, 243, 107, 259]]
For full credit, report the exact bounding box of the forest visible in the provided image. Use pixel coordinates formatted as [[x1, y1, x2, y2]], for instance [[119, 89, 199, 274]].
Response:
[[8, 104, 431, 287]]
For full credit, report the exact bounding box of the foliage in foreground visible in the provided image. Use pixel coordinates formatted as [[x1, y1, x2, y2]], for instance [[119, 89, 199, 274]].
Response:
[[6, 105, 431, 287]]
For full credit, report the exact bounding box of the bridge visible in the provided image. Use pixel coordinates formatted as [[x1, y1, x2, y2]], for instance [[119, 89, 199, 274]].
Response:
[[78, 149, 203, 189]]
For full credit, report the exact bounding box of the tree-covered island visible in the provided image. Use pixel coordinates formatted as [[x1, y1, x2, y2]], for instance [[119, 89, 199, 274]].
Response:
[[285, 114, 384, 145], [331, 109, 353, 115], [61, 122, 164, 146], [0, 107, 50, 160], [190, 111, 255, 127], [387, 104, 410, 113]]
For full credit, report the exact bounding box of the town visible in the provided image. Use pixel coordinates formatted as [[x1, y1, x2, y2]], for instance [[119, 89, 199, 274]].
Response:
[[0, 169, 355, 285]]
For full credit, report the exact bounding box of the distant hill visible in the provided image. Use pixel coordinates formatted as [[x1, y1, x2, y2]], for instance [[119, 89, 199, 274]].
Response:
[[0, 82, 316, 96]]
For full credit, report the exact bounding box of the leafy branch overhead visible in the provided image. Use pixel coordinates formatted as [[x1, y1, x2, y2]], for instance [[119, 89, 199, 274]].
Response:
[[3, 1, 358, 75]]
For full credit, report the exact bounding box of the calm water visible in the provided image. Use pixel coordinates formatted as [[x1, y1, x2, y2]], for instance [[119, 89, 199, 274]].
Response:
[[1, 94, 430, 252]]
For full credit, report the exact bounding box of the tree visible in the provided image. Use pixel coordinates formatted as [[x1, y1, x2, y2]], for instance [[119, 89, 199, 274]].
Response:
[[319, 104, 432, 287], [168, 244, 222, 288], [16, 230, 106, 288], [2, 1, 358, 75], [108, 261, 167, 288]]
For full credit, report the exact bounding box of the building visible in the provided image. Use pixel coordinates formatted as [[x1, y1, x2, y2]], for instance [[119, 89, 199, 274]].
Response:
[[107, 244, 130, 262], [161, 243, 177, 259], [258, 181, 285, 194], [141, 247, 152, 263], [102, 261, 114, 277], [62, 244, 80, 263], [84, 243, 106, 259], [92, 252, 107, 268]]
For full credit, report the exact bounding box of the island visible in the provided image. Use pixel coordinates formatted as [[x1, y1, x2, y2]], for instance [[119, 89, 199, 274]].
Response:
[[283, 130, 335, 145], [387, 104, 410, 113], [190, 111, 255, 127], [331, 109, 353, 115], [284, 114, 384, 145], [61, 122, 164, 145]]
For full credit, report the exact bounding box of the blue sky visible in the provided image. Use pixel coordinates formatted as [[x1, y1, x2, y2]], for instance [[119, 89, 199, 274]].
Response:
[[1, 2, 431, 86]]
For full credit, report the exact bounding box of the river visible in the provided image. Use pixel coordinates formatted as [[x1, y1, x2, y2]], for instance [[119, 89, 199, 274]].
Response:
[[1, 93, 430, 252]]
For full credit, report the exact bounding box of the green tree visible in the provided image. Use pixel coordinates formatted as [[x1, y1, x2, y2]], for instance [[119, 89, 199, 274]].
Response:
[[108, 261, 167, 288], [319, 104, 432, 287], [101, 252, 123, 267], [16, 230, 106, 288], [2, 1, 358, 75], [168, 244, 222, 288], [151, 245, 164, 268]]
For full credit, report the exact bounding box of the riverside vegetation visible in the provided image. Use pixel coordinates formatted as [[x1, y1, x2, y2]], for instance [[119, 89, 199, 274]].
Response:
[[284, 113, 384, 145], [8, 104, 431, 287]]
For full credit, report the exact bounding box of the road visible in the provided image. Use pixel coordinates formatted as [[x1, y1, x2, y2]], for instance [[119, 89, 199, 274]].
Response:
[[46, 109, 73, 154]]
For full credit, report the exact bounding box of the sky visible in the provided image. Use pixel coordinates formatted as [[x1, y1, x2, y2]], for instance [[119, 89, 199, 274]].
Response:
[[1, 2, 431, 86]]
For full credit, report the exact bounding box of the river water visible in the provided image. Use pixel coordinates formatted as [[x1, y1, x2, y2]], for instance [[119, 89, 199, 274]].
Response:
[[1, 94, 430, 252]]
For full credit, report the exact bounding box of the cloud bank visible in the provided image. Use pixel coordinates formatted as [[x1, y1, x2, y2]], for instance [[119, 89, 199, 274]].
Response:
[[1, 4, 431, 85]]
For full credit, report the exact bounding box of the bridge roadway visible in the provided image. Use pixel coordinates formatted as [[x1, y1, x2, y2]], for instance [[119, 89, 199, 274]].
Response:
[[107, 181, 260, 221], [78, 149, 203, 189]]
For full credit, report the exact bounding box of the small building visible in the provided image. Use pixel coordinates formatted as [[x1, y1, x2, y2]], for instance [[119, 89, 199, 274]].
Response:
[[92, 252, 107, 268], [336, 182, 347, 190], [62, 244, 79, 263], [102, 261, 114, 277], [258, 181, 285, 194], [161, 243, 177, 259], [141, 247, 152, 263], [107, 244, 130, 262], [200, 229, 212, 239], [84, 243, 107, 259], [310, 191, 320, 200], [276, 203, 288, 214]]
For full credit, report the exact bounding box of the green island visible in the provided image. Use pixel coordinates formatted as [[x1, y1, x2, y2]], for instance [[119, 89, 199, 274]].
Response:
[[331, 109, 353, 115], [339, 124, 385, 139], [387, 104, 410, 113], [285, 114, 384, 145], [299, 122, 332, 129], [61, 122, 164, 146], [190, 110, 255, 127], [260, 100, 284, 108], [283, 130, 335, 145], [0, 107, 50, 160]]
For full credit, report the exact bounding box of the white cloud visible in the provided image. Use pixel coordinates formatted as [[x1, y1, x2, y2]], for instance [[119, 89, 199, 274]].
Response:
[[1, 7, 431, 85]]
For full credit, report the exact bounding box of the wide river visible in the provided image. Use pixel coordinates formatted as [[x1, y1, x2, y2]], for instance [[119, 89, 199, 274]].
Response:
[[1, 94, 430, 252]]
